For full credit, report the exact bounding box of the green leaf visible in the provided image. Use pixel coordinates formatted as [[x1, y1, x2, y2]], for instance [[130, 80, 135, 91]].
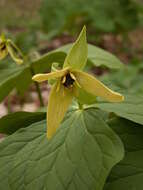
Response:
[[15, 67, 32, 95], [31, 51, 65, 73], [0, 111, 46, 134], [0, 62, 28, 101], [87, 44, 124, 69], [93, 94, 143, 125], [63, 26, 88, 70], [0, 108, 124, 190], [100, 65, 143, 94], [58, 43, 123, 70], [0, 51, 66, 102], [104, 118, 143, 190]]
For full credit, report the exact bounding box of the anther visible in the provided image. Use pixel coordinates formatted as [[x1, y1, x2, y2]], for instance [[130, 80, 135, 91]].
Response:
[[62, 73, 75, 88]]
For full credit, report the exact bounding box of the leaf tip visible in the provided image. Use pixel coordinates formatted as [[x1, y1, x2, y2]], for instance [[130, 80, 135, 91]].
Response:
[[80, 25, 87, 40], [82, 25, 86, 32]]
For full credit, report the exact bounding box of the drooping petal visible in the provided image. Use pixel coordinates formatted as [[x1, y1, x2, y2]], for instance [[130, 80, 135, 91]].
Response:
[[7, 40, 23, 64], [47, 82, 73, 139], [32, 68, 68, 82], [73, 71, 124, 102], [0, 45, 8, 60], [0, 36, 8, 60], [63, 26, 88, 70]]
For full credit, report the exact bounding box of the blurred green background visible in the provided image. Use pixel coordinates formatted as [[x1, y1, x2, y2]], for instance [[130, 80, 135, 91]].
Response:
[[0, 0, 143, 115], [1, 0, 143, 62]]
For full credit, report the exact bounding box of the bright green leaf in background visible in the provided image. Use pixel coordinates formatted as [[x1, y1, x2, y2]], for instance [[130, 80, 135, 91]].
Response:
[[57, 43, 124, 70], [104, 118, 143, 190], [0, 108, 124, 190], [87, 44, 124, 69]]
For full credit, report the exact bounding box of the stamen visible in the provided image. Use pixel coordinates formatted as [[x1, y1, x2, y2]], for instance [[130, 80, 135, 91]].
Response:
[[62, 76, 66, 84], [70, 73, 76, 80], [62, 73, 75, 88]]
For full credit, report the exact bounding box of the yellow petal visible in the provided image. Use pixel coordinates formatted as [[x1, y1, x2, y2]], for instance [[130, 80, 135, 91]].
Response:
[[47, 82, 73, 139], [32, 68, 68, 82], [7, 40, 23, 64], [0, 47, 8, 60], [0, 40, 8, 60], [73, 71, 124, 102]]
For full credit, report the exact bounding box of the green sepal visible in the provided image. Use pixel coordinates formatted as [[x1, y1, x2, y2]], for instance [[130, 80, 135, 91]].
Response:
[[63, 26, 87, 70]]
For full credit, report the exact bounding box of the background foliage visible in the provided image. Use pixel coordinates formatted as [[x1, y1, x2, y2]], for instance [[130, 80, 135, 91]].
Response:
[[40, 0, 140, 35]]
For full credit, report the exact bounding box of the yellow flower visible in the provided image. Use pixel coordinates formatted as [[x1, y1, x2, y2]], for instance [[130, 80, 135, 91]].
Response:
[[0, 34, 23, 64], [32, 26, 124, 139]]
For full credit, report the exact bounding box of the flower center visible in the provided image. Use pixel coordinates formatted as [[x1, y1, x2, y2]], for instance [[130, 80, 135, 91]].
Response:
[[62, 73, 75, 88], [0, 43, 6, 51]]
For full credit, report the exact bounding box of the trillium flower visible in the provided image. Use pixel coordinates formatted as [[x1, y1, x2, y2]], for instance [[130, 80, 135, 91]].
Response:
[[32, 26, 124, 139], [0, 34, 23, 64]]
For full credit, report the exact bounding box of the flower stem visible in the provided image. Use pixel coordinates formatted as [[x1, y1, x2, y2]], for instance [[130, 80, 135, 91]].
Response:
[[78, 101, 83, 110], [30, 67, 44, 107], [7, 95, 11, 113]]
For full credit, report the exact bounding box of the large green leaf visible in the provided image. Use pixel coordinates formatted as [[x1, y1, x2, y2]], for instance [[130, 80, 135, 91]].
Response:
[[104, 118, 143, 190], [0, 111, 46, 134], [57, 43, 124, 69], [0, 108, 124, 190], [93, 94, 143, 125]]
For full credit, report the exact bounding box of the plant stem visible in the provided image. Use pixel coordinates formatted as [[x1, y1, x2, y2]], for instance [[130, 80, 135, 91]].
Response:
[[7, 95, 11, 113], [34, 81, 44, 107], [78, 101, 83, 110], [30, 67, 44, 107]]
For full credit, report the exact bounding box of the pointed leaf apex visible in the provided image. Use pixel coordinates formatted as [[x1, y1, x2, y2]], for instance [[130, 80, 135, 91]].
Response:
[[77, 25, 86, 41], [63, 26, 88, 70], [80, 25, 86, 36]]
